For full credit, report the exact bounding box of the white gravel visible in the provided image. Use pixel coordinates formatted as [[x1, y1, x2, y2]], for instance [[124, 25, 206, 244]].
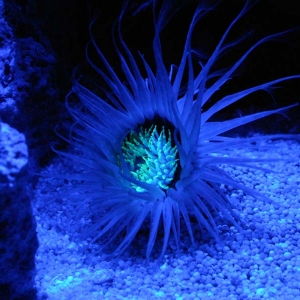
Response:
[[33, 138, 300, 300]]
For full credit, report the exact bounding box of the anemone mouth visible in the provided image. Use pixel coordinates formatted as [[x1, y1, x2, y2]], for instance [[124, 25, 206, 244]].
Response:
[[120, 117, 182, 192]]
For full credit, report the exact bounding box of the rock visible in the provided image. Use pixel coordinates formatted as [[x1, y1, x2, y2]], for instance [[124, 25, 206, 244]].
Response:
[[0, 122, 38, 300]]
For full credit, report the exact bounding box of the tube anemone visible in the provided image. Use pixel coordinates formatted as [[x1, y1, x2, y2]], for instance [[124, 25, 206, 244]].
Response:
[[57, 1, 300, 260]]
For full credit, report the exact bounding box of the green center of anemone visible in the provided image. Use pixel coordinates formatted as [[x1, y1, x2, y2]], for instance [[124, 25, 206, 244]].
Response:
[[121, 125, 178, 192]]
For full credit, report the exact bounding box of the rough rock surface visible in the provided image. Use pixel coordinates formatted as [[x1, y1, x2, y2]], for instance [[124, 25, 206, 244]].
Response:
[[0, 0, 62, 170], [0, 122, 38, 300]]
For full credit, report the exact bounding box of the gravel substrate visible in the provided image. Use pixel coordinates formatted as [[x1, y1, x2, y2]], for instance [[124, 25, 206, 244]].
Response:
[[33, 138, 300, 300]]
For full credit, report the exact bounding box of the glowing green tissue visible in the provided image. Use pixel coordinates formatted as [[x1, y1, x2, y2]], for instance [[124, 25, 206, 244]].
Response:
[[122, 125, 178, 192]]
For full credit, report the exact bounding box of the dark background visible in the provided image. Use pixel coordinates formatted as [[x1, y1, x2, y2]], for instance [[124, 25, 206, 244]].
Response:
[[8, 0, 300, 140]]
